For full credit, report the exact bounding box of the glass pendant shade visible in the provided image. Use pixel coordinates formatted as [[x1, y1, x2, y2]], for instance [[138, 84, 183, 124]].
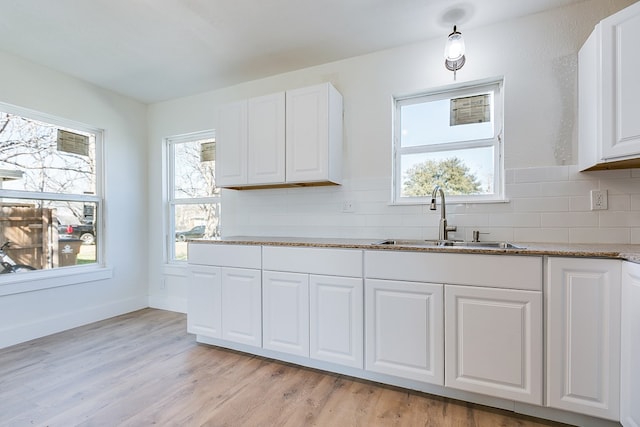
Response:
[[444, 26, 465, 73]]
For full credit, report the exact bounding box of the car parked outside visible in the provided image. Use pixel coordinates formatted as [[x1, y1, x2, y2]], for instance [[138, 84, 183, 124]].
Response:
[[175, 225, 205, 241], [58, 223, 95, 245]]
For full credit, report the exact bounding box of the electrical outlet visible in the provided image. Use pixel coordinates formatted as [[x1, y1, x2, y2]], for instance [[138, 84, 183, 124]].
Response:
[[590, 189, 608, 210], [342, 200, 355, 213]]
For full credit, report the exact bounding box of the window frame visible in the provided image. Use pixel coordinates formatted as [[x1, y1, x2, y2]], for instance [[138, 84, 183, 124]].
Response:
[[0, 102, 109, 294], [392, 79, 505, 205], [165, 130, 218, 264]]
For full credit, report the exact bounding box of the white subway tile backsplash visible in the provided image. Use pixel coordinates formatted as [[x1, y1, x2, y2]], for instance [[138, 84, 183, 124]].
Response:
[[569, 196, 591, 212], [512, 197, 569, 213], [539, 180, 595, 197], [569, 228, 631, 244], [506, 182, 542, 198], [512, 166, 569, 183], [514, 228, 569, 243], [599, 211, 640, 227], [488, 213, 541, 227], [222, 165, 640, 245], [541, 212, 599, 227]]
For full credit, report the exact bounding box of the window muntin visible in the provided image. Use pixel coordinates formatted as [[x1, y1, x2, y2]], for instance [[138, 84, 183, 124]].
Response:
[[394, 80, 503, 203], [167, 132, 219, 262], [0, 105, 102, 272]]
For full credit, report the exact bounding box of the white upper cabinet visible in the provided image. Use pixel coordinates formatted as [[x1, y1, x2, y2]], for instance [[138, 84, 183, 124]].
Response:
[[579, 1, 640, 171], [215, 82, 343, 188], [215, 100, 247, 186], [247, 92, 286, 185], [285, 82, 342, 185]]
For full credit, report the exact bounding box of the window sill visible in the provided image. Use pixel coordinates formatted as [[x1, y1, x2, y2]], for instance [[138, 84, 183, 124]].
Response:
[[0, 265, 113, 297], [389, 197, 510, 206]]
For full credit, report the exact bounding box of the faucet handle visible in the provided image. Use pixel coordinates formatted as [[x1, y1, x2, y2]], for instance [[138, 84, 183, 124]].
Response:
[[472, 230, 489, 242]]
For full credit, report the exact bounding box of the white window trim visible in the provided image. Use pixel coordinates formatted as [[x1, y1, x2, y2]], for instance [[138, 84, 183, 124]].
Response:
[[0, 102, 108, 291], [392, 78, 505, 205], [165, 130, 218, 264]]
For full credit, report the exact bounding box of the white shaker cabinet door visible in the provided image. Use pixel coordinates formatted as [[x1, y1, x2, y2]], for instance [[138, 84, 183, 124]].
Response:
[[215, 100, 248, 187], [285, 82, 342, 185], [445, 285, 542, 405], [247, 92, 285, 185], [600, 1, 640, 161], [622, 261, 640, 427], [365, 279, 444, 385], [310, 274, 363, 368], [262, 270, 309, 357], [187, 265, 222, 338], [221, 267, 262, 347], [547, 257, 621, 420]]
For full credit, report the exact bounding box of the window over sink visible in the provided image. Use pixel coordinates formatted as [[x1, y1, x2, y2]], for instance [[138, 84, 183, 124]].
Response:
[[393, 79, 504, 204]]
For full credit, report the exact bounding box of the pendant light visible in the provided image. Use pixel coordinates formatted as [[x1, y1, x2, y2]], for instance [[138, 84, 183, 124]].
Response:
[[444, 25, 465, 80]]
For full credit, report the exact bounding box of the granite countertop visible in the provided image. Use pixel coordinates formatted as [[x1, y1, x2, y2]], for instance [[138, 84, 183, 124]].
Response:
[[193, 236, 640, 263]]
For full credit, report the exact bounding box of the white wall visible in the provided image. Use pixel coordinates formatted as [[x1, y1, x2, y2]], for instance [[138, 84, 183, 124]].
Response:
[[147, 0, 640, 311], [0, 51, 149, 348]]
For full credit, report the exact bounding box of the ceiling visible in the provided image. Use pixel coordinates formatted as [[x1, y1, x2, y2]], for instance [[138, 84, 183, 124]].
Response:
[[0, 0, 584, 103]]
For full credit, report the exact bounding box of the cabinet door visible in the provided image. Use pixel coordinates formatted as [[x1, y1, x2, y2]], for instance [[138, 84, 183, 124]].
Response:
[[622, 261, 640, 427], [445, 285, 542, 405], [187, 265, 221, 338], [547, 257, 621, 420], [286, 83, 342, 184], [215, 100, 247, 187], [247, 92, 285, 185], [600, 2, 640, 160], [221, 267, 262, 347], [310, 275, 363, 368], [365, 279, 444, 385], [262, 270, 309, 356]]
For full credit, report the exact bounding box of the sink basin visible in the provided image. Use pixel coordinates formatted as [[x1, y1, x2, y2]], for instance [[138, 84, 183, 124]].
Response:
[[371, 239, 524, 249]]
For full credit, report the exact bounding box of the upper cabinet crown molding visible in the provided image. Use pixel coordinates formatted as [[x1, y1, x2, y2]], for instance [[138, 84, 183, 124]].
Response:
[[215, 82, 343, 189], [579, 2, 640, 171]]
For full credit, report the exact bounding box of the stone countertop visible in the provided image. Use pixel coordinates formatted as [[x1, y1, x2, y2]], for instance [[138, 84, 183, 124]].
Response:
[[193, 236, 640, 263]]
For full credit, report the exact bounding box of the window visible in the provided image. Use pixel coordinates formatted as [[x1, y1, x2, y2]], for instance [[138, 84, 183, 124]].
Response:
[[393, 80, 503, 204], [0, 104, 102, 272], [167, 131, 219, 262]]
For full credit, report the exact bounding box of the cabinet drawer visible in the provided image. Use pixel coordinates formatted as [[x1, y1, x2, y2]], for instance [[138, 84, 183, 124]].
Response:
[[263, 246, 362, 277], [365, 251, 541, 291], [188, 243, 261, 269]]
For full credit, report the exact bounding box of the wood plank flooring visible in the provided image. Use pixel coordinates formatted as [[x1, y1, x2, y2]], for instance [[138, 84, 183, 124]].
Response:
[[0, 309, 570, 426]]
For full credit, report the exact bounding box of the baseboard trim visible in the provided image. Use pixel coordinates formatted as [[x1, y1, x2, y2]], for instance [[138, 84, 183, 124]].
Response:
[[0, 295, 148, 349], [148, 294, 187, 313]]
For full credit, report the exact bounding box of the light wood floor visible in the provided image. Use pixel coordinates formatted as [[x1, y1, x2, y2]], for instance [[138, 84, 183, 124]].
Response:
[[0, 308, 571, 427]]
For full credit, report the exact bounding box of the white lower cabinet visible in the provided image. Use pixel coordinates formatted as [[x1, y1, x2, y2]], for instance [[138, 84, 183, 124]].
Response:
[[365, 279, 444, 385], [622, 261, 640, 427], [444, 285, 542, 405], [546, 257, 621, 420], [221, 267, 262, 347], [262, 270, 309, 356], [262, 246, 363, 368], [187, 265, 221, 338], [310, 274, 363, 368]]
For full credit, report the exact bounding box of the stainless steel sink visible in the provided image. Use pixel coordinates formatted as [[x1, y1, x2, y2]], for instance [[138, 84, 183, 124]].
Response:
[[370, 239, 524, 249]]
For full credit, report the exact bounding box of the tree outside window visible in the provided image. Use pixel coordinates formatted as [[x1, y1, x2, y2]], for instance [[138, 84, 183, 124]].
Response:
[[394, 80, 504, 204], [0, 106, 101, 270], [167, 131, 219, 262]]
